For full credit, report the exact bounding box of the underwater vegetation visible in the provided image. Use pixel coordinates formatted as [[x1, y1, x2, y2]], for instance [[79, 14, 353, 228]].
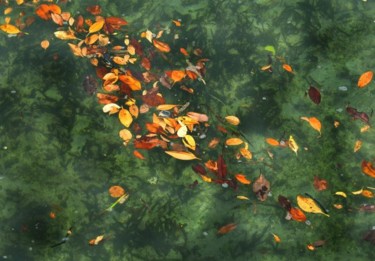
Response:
[[0, 0, 374, 260]]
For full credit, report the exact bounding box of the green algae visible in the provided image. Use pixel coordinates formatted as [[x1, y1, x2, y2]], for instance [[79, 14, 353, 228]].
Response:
[[0, 0, 375, 260]]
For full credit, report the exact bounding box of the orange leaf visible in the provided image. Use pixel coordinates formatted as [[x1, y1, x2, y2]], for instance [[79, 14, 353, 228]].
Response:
[[235, 174, 251, 184], [282, 64, 294, 73], [266, 138, 279, 146], [180, 47, 189, 56], [35, 4, 51, 20], [301, 117, 321, 135], [118, 108, 133, 128], [225, 138, 243, 146], [289, 207, 307, 222], [313, 176, 328, 191], [153, 39, 170, 52], [40, 40, 49, 50], [133, 150, 145, 160], [118, 75, 142, 91], [0, 24, 20, 34], [51, 13, 63, 26], [361, 189, 374, 198], [357, 71, 373, 88], [217, 223, 237, 235], [166, 70, 186, 82], [89, 19, 105, 33], [239, 147, 252, 159], [361, 160, 375, 178], [97, 93, 119, 104], [129, 104, 139, 118]]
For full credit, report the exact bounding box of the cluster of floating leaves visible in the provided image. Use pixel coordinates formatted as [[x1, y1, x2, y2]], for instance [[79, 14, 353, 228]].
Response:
[[1, 0, 375, 251]]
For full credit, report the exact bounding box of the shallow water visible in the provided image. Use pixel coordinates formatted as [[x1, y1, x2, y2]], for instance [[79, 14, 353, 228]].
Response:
[[0, 1, 374, 260]]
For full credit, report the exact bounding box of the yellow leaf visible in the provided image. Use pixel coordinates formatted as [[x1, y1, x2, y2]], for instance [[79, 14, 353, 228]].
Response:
[[182, 135, 196, 150], [225, 116, 240, 126], [118, 108, 133, 127], [164, 151, 199, 160], [351, 188, 363, 195], [125, 98, 136, 106], [156, 104, 178, 110], [119, 129, 132, 145], [225, 138, 243, 146], [335, 191, 347, 198], [200, 175, 212, 182], [236, 196, 250, 200], [0, 24, 20, 34], [288, 135, 299, 155], [102, 103, 120, 115], [54, 30, 76, 40], [4, 7, 13, 15], [353, 140, 362, 152], [89, 19, 105, 33], [129, 104, 139, 118], [361, 125, 370, 133], [296, 195, 329, 217], [239, 147, 252, 159], [177, 124, 188, 138]]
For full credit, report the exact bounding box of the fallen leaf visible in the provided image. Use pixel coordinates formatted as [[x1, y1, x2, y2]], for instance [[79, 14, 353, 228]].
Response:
[[362, 160, 375, 178], [103, 103, 120, 115], [235, 174, 251, 184], [89, 19, 105, 33], [156, 104, 178, 110], [297, 195, 329, 217], [153, 39, 170, 52], [119, 129, 132, 145], [335, 191, 347, 198], [225, 138, 243, 146], [289, 207, 307, 222], [354, 140, 362, 153], [288, 135, 298, 155], [40, 40, 49, 50], [164, 151, 199, 160], [133, 150, 145, 160], [217, 223, 237, 235], [301, 117, 321, 135], [118, 108, 133, 127], [118, 75, 142, 91], [361, 189, 374, 198], [357, 71, 373, 88], [225, 116, 240, 126], [236, 196, 250, 200], [313, 176, 328, 191], [0, 24, 20, 34], [272, 233, 281, 243], [266, 138, 280, 146], [282, 64, 294, 73], [307, 86, 321, 105]]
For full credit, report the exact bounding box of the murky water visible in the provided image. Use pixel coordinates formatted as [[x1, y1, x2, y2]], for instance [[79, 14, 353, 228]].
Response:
[[0, 1, 374, 260]]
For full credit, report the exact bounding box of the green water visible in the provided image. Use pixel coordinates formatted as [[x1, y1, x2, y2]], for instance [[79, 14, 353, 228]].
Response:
[[0, 0, 374, 260]]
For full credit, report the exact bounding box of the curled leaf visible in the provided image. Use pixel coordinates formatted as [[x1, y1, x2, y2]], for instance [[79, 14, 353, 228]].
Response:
[[335, 191, 347, 198], [103, 103, 120, 115]]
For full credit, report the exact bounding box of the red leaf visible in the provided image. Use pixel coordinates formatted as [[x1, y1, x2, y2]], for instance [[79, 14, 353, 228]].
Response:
[[307, 86, 321, 104]]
